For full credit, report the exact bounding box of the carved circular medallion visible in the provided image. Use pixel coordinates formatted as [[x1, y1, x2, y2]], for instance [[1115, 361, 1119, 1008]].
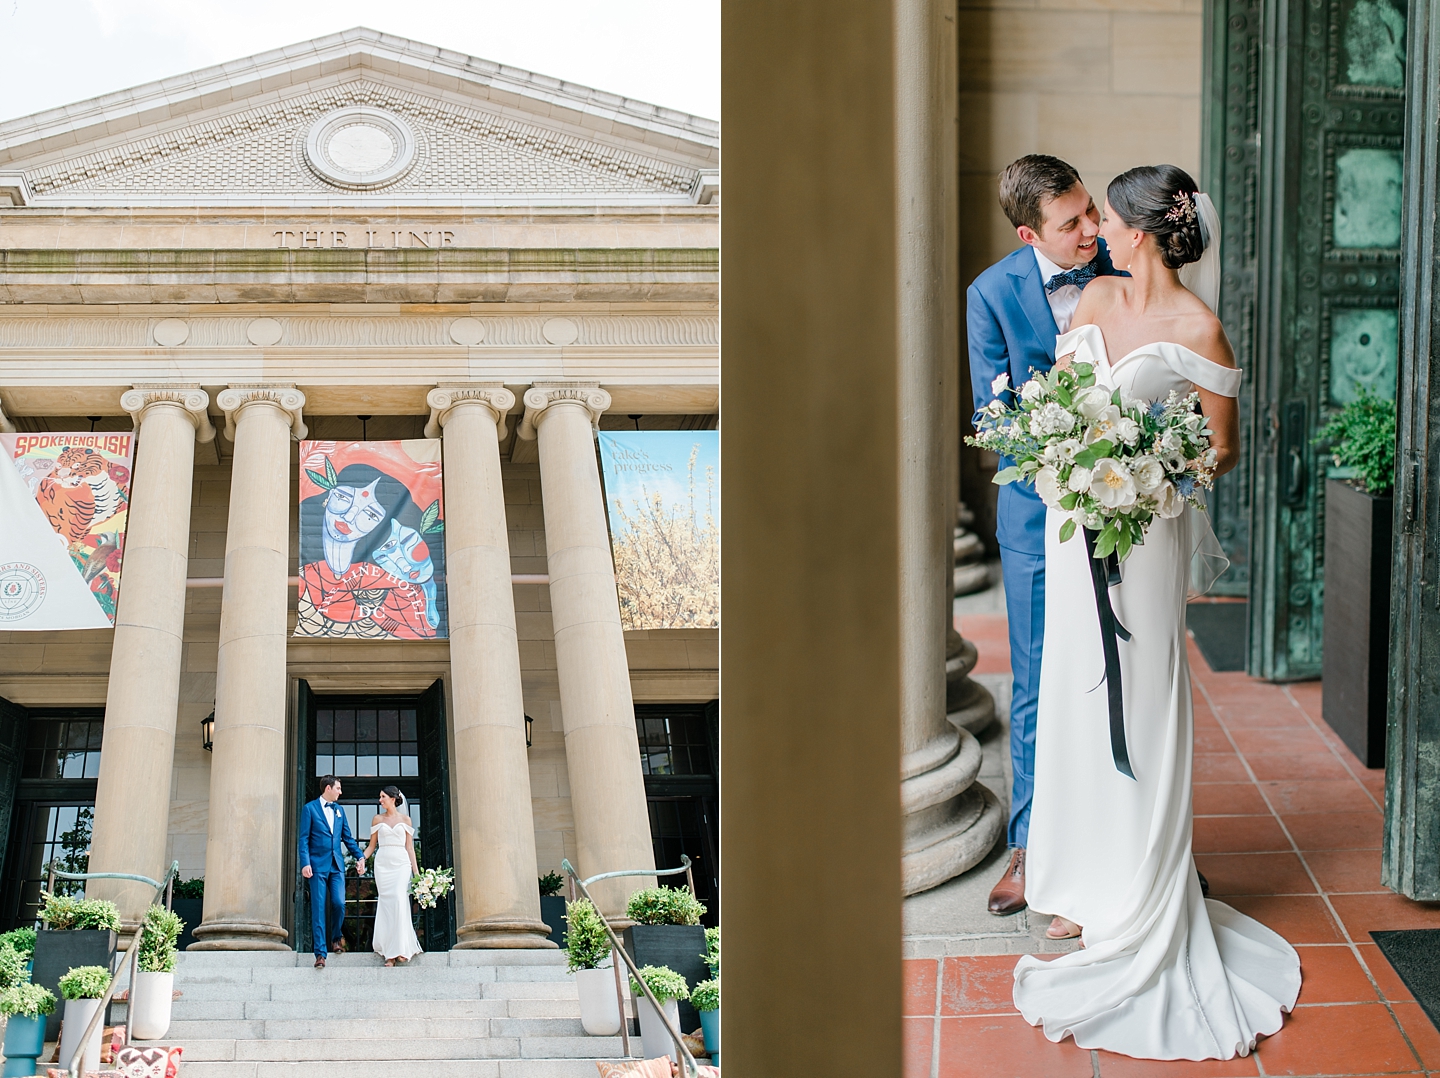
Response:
[[246, 318, 284, 347], [153, 318, 189, 347], [449, 318, 486, 346], [542, 317, 580, 346], [304, 108, 417, 190]]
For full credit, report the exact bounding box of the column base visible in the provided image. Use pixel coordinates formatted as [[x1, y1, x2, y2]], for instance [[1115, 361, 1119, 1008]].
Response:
[[454, 918, 558, 949], [902, 784, 1006, 895], [188, 919, 290, 950]]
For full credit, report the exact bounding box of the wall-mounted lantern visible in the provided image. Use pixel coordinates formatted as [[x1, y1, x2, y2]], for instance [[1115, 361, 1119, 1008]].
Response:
[[524, 714, 534, 748], [201, 711, 215, 752]]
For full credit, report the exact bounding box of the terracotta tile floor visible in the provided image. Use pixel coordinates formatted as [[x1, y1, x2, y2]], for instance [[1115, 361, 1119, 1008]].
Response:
[[904, 612, 1440, 1078]]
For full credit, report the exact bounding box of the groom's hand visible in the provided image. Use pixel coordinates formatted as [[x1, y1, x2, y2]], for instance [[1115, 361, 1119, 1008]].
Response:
[[301, 865, 313, 879], [356, 859, 366, 876]]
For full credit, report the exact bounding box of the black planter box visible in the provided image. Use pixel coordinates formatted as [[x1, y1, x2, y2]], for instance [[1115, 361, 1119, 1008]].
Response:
[[623, 924, 708, 1034], [172, 898, 204, 952], [539, 896, 567, 947], [32, 928, 116, 1041], [1323, 478, 1394, 768]]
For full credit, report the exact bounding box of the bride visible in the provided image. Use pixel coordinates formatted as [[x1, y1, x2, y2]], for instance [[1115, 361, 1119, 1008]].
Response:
[[1012, 165, 1302, 1060], [363, 786, 423, 966]]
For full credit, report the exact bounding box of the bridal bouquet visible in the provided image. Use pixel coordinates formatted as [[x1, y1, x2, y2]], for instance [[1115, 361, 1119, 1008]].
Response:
[[409, 867, 455, 909], [968, 363, 1217, 560]]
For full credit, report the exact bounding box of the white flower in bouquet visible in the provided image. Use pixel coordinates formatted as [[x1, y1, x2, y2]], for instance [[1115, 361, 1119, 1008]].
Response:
[[1020, 378, 1046, 404], [991, 372, 1011, 395], [1085, 405, 1123, 444], [1075, 385, 1113, 420], [1067, 466, 1093, 493], [1091, 458, 1137, 510], [1034, 465, 1064, 508], [1130, 456, 1165, 495], [1112, 415, 1142, 446], [1154, 481, 1186, 518], [1030, 402, 1077, 437], [1054, 438, 1082, 464]]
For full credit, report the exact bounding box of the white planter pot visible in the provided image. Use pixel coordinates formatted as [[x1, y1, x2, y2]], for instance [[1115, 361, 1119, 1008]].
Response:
[[130, 970, 175, 1040], [637, 995, 681, 1063], [58, 998, 103, 1075], [574, 967, 622, 1036]]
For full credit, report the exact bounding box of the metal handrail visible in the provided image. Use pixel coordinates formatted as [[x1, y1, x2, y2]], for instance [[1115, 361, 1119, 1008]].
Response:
[[562, 858, 700, 1077], [47, 861, 181, 1078]]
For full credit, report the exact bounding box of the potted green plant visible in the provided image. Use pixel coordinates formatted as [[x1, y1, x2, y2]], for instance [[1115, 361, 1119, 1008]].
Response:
[[693, 927, 719, 1062], [130, 906, 182, 1040], [0, 929, 36, 970], [538, 872, 567, 946], [1317, 391, 1396, 766], [0, 980, 56, 1077], [32, 894, 118, 1042], [622, 886, 707, 1032], [170, 877, 204, 952], [628, 964, 689, 1062], [565, 898, 620, 1036], [56, 965, 110, 1074]]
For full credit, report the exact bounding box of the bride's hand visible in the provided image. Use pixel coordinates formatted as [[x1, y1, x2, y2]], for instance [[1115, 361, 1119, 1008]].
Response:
[[1055, 351, 1077, 369]]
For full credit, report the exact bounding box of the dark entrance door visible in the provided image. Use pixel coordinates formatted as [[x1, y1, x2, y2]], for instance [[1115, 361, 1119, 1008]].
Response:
[[635, 701, 719, 927], [292, 680, 454, 952]]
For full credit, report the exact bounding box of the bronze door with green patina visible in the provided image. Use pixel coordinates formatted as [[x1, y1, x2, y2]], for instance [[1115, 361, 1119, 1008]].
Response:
[[1208, 0, 1405, 678]]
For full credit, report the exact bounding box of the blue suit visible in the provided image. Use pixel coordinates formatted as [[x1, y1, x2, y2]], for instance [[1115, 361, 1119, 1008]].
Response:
[[299, 797, 363, 958], [966, 241, 1121, 847]]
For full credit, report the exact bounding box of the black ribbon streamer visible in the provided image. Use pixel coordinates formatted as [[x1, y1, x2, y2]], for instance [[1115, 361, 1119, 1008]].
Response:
[[1083, 527, 1136, 780]]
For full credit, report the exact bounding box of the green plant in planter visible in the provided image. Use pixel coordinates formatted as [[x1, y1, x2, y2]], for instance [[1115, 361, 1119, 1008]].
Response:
[[138, 906, 184, 974], [38, 892, 121, 933], [702, 926, 719, 976], [628, 965, 689, 1004], [0, 926, 37, 961], [626, 886, 706, 926], [57, 965, 111, 1001], [538, 872, 564, 897], [1316, 390, 1397, 494], [0, 943, 24, 992], [0, 980, 56, 1019], [563, 898, 610, 973], [171, 878, 205, 900], [691, 978, 719, 1013]]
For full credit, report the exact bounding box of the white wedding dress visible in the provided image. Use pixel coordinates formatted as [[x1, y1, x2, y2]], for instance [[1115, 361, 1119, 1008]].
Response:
[[1013, 323, 1301, 1060], [370, 821, 423, 961]]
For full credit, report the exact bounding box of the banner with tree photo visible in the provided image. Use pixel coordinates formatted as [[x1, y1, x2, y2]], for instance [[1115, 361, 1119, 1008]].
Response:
[[295, 440, 447, 639], [597, 431, 718, 630]]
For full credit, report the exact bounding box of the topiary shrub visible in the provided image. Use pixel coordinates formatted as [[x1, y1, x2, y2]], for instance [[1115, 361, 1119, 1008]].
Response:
[[1317, 390, 1397, 495], [138, 906, 184, 974], [0, 927, 36, 961], [691, 978, 719, 1012], [626, 886, 706, 926], [628, 964, 689, 1004], [563, 898, 610, 973], [538, 872, 564, 897], [0, 980, 56, 1019], [57, 965, 110, 1001]]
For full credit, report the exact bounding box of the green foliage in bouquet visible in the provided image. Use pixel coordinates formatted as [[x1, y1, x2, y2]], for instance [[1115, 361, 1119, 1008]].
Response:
[[563, 898, 610, 973], [0, 926, 37, 961], [0, 980, 56, 1019], [172, 877, 205, 900], [626, 886, 706, 926], [691, 977, 720, 1012], [538, 871, 565, 897], [702, 926, 719, 976], [138, 905, 184, 974], [1316, 390, 1396, 495], [39, 892, 121, 932], [57, 965, 111, 1001], [629, 964, 689, 1003]]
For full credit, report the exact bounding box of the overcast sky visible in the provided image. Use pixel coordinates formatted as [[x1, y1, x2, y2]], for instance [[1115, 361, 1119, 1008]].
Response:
[[0, 1, 719, 125]]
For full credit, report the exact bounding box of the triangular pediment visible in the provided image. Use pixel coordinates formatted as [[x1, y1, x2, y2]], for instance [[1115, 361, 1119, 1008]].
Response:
[[0, 28, 718, 208]]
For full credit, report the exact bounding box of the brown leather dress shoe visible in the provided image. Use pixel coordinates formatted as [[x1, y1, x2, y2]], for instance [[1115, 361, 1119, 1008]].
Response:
[[988, 847, 1027, 914], [314, 956, 326, 969]]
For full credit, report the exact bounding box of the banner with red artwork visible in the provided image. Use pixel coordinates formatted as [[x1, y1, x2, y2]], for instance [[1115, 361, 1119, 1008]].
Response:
[[295, 440, 447, 639], [0, 432, 134, 630]]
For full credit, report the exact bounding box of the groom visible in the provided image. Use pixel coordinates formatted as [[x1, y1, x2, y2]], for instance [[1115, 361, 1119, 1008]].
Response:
[[300, 775, 366, 968], [967, 155, 1119, 915]]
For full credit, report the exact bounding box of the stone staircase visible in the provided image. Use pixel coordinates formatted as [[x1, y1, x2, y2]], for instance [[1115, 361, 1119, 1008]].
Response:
[[118, 950, 631, 1077]]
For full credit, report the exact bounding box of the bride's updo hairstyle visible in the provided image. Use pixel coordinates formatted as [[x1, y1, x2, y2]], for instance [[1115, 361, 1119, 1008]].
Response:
[[381, 785, 405, 808], [1106, 165, 1206, 270]]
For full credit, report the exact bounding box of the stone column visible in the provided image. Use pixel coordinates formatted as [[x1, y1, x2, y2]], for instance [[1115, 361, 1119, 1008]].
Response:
[[191, 387, 305, 950], [516, 383, 655, 918], [896, 0, 1003, 896], [426, 386, 554, 948], [88, 387, 213, 926]]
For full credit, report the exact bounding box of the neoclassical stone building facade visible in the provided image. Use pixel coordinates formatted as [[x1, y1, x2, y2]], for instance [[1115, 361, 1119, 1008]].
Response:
[[0, 29, 719, 948]]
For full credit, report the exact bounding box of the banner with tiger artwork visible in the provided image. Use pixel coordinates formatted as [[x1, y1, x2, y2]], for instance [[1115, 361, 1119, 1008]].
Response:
[[0, 432, 135, 630], [295, 440, 448, 640]]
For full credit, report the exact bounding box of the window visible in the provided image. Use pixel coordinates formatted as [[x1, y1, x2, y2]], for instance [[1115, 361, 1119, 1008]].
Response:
[[314, 707, 419, 778], [22, 719, 103, 780], [636, 710, 713, 776]]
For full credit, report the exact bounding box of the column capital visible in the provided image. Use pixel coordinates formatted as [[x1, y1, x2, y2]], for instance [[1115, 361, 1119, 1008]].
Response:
[[517, 382, 611, 441], [0, 393, 14, 435], [425, 384, 516, 440], [120, 384, 215, 443], [216, 385, 307, 442]]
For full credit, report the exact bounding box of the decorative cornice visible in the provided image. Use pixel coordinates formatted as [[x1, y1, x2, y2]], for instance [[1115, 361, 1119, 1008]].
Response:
[[119, 384, 215, 442], [517, 382, 611, 440], [216, 385, 307, 442], [425, 384, 515, 440]]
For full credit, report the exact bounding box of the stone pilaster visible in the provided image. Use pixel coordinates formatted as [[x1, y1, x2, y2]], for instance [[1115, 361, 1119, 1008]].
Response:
[[516, 383, 655, 918], [191, 386, 304, 949], [87, 387, 212, 925], [427, 385, 554, 948]]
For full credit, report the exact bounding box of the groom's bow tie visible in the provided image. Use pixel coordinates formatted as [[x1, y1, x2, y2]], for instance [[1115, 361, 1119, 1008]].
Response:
[[1045, 260, 1101, 294]]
